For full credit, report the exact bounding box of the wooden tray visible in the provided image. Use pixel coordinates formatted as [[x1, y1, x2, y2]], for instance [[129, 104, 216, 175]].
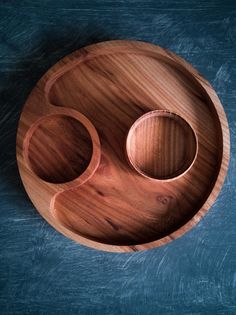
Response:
[[16, 40, 230, 252]]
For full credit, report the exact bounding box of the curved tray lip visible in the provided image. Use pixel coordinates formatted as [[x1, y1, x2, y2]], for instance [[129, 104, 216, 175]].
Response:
[[17, 40, 230, 252]]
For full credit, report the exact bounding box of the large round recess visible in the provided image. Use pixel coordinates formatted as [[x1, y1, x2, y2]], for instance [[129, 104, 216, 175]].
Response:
[[26, 114, 93, 184]]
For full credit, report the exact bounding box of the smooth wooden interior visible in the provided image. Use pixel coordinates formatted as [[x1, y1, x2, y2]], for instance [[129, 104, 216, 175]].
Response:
[[49, 53, 222, 246], [17, 41, 229, 251], [126, 110, 197, 180], [27, 114, 93, 183]]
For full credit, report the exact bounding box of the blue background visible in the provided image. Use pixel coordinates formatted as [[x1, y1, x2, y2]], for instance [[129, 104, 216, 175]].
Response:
[[0, 1, 235, 314]]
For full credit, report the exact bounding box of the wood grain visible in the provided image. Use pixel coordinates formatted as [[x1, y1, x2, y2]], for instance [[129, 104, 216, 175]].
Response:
[[27, 114, 93, 183], [16, 40, 230, 252]]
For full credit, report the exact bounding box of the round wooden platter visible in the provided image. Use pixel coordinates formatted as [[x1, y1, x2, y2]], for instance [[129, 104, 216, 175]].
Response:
[[17, 40, 230, 252]]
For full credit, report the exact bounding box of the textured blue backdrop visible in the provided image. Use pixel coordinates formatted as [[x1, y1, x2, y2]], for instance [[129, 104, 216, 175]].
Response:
[[0, 1, 235, 314]]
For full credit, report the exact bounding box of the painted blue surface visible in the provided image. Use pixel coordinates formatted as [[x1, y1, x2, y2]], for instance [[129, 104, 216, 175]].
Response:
[[0, 1, 235, 314]]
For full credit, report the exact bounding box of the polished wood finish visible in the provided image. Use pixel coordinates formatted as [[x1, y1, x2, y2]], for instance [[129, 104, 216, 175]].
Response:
[[16, 40, 230, 252], [126, 110, 197, 180], [27, 115, 93, 184]]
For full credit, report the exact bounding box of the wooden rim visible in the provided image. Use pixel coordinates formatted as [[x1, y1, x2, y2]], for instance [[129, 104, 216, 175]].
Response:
[[126, 110, 198, 181]]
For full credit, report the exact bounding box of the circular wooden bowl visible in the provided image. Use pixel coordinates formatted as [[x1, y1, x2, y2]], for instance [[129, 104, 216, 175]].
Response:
[[22, 106, 101, 191], [16, 40, 230, 252], [126, 110, 198, 181]]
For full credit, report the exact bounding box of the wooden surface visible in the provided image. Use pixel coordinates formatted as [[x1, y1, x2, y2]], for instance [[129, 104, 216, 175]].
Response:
[[17, 40, 229, 252], [27, 115, 94, 184], [1, 0, 235, 314]]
